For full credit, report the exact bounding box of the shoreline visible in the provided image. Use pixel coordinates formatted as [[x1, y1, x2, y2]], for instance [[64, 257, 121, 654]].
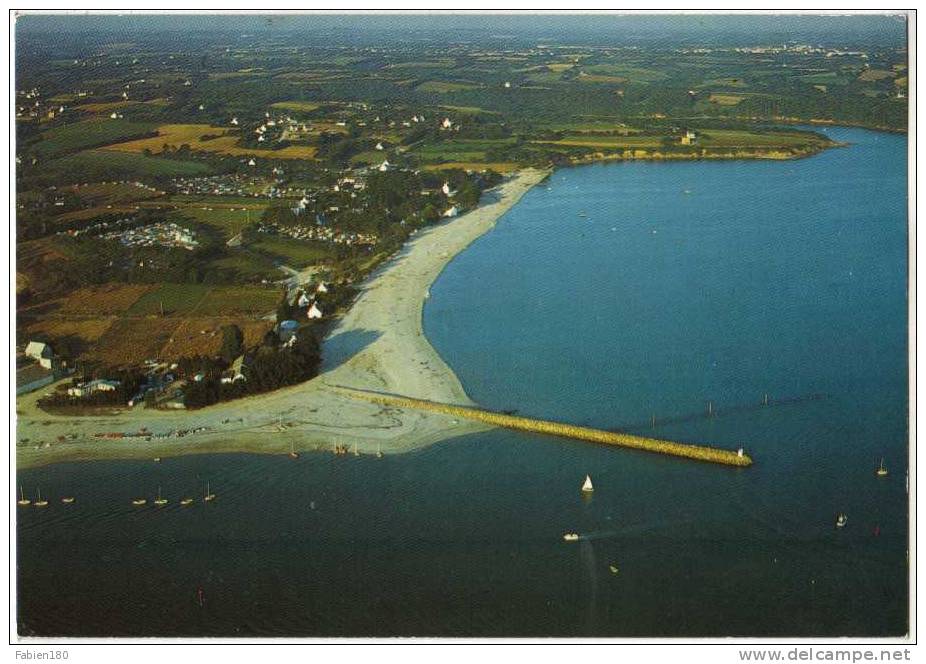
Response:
[[15, 168, 550, 470]]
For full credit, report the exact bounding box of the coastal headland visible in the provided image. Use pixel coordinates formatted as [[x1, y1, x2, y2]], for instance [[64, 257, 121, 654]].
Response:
[[16, 138, 838, 470], [15, 169, 549, 469]]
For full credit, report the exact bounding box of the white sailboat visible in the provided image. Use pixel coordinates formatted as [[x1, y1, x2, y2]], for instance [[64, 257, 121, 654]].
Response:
[[581, 475, 594, 493], [17, 486, 30, 507]]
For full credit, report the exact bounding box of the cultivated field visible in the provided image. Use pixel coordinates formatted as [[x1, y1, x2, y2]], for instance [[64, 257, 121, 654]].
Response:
[[35, 118, 156, 158], [104, 124, 319, 160]]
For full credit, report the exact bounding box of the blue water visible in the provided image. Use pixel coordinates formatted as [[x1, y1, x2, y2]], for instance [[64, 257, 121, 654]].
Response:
[[17, 127, 908, 636]]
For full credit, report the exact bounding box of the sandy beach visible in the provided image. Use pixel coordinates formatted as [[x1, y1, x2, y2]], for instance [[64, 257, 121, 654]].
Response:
[[15, 168, 549, 469]]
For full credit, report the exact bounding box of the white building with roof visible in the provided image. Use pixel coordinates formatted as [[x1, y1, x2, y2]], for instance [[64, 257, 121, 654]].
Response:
[[25, 341, 55, 369]]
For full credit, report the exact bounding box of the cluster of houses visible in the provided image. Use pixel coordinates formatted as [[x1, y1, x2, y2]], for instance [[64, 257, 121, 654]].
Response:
[[101, 221, 199, 251], [294, 281, 329, 320], [57, 214, 138, 238], [171, 173, 269, 197], [67, 379, 121, 398], [257, 220, 378, 247]]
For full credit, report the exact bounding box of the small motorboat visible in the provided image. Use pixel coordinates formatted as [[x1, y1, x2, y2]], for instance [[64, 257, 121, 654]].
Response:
[[609, 564, 619, 575], [132, 498, 147, 506], [581, 475, 594, 493], [835, 513, 848, 528], [61, 496, 75, 504], [180, 498, 194, 506], [153, 457, 162, 463], [563, 533, 579, 542], [876, 458, 888, 477]]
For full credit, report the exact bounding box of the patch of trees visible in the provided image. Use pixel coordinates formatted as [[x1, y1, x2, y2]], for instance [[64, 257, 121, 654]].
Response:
[[183, 325, 322, 409]]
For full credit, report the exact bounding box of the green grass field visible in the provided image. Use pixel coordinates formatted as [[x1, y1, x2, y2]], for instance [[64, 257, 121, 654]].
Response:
[[124, 282, 280, 317], [34, 118, 157, 158], [250, 236, 336, 268], [413, 138, 516, 163], [46, 150, 211, 180], [416, 80, 483, 93], [208, 252, 279, 281], [179, 207, 263, 240], [126, 283, 211, 316], [195, 285, 281, 316]]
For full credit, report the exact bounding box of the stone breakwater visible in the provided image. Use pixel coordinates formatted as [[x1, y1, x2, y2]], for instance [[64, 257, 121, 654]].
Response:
[[337, 388, 754, 468]]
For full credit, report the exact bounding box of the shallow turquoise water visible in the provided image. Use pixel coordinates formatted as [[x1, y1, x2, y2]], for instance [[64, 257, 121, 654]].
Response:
[[17, 127, 908, 636]]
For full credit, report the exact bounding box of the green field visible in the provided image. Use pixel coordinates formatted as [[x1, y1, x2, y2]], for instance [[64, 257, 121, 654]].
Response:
[[416, 80, 483, 93], [125, 282, 280, 317], [208, 252, 279, 280], [126, 283, 211, 316], [250, 236, 336, 267], [179, 207, 264, 240], [34, 118, 157, 158], [413, 138, 516, 163], [195, 285, 282, 316], [46, 150, 211, 180], [580, 64, 668, 83]]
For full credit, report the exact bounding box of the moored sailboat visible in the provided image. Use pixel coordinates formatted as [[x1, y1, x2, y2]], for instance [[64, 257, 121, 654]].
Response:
[[34, 489, 49, 508], [17, 486, 30, 507]]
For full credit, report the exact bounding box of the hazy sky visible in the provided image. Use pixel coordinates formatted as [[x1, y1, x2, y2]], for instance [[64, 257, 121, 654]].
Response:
[[15, 12, 907, 49]]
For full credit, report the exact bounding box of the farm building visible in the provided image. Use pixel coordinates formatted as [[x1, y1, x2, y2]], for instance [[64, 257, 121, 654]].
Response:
[[25, 341, 56, 369], [680, 130, 697, 145]]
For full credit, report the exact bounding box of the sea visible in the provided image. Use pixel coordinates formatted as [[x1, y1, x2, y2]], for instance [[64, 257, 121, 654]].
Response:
[[16, 126, 908, 637]]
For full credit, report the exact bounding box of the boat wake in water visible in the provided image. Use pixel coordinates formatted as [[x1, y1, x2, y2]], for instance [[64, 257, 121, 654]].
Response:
[[580, 538, 599, 634]]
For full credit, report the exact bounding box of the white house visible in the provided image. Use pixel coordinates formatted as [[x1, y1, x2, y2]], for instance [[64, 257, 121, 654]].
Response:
[[441, 182, 452, 196], [25, 341, 55, 369], [248, 158, 256, 167], [231, 117, 239, 126], [297, 292, 312, 308], [443, 206, 459, 218], [375, 142, 384, 151], [378, 159, 393, 172], [441, 117, 453, 129], [307, 303, 324, 319], [315, 282, 329, 294]]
